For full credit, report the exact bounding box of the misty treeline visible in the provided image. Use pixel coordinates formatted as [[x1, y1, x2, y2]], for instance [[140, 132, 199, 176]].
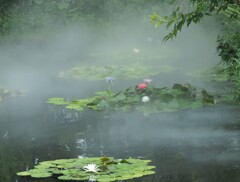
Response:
[[151, 0, 240, 101], [0, 0, 169, 42]]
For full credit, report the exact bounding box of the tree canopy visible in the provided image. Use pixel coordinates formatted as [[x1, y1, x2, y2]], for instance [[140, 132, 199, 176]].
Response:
[[151, 0, 240, 41]]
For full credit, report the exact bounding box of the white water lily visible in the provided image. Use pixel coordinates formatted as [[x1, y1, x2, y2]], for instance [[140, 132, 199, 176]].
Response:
[[83, 164, 99, 173], [142, 96, 150, 103], [144, 79, 152, 84]]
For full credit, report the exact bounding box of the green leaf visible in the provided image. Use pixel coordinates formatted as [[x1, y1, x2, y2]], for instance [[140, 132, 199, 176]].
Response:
[[66, 104, 84, 111], [31, 173, 52, 178], [47, 98, 68, 105], [166, 19, 175, 29], [17, 157, 155, 181], [16, 171, 31, 176], [48, 80, 215, 114]]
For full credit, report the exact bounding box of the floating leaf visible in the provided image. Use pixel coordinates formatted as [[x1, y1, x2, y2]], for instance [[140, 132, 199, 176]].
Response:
[[48, 83, 215, 114], [66, 104, 84, 111], [0, 87, 25, 101], [47, 98, 68, 105], [16, 171, 31, 176], [30, 173, 52, 178], [17, 157, 155, 181], [58, 64, 171, 81]]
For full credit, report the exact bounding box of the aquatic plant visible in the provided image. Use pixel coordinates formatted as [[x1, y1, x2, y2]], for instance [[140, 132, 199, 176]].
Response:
[[137, 78, 152, 90], [105, 76, 115, 99], [142, 96, 150, 103], [47, 83, 216, 114], [105, 77, 115, 83], [83, 164, 100, 173], [17, 157, 155, 181], [58, 64, 171, 81], [137, 83, 148, 90], [47, 97, 69, 105], [144, 79, 152, 84], [0, 87, 24, 101]]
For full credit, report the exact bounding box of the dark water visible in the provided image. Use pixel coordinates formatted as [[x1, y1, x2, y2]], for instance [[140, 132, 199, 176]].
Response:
[[1, 75, 240, 182]]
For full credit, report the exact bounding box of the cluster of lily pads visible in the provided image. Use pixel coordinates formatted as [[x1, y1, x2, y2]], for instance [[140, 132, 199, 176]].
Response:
[[0, 87, 24, 101], [58, 64, 174, 80], [17, 157, 155, 181], [47, 79, 215, 114]]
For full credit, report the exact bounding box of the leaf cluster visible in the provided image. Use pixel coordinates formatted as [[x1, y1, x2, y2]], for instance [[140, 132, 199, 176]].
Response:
[[59, 64, 166, 81], [216, 11, 240, 101], [17, 157, 155, 181], [151, 0, 240, 41], [47, 83, 215, 114], [0, 87, 24, 101], [0, 0, 165, 42]]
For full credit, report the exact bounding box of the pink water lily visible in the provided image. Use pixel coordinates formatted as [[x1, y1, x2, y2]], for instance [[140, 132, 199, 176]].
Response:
[[137, 83, 148, 90]]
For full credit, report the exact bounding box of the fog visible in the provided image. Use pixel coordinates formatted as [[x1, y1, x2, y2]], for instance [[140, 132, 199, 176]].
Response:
[[0, 10, 220, 91], [1, 3, 239, 181]]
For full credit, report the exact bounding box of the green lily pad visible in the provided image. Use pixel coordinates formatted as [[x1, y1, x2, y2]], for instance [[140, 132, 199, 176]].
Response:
[[66, 104, 84, 111], [58, 64, 174, 81], [47, 97, 68, 105], [48, 83, 216, 114], [30, 173, 52, 178], [17, 157, 155, 181], [0, 87, 25, 101], [16, 171, 31, 176]]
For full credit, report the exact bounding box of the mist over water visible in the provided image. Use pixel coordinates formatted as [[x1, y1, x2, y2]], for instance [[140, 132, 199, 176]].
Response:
[[0, 2, 240, 182]]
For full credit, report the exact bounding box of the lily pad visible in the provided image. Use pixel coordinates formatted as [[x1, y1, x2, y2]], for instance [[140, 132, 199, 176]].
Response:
[[58, 64, 174, 80], [47, 97, 69, 105], [16, 171, 31, 176], [47, 83, 215, 114], [17, 157, 155, 181], [0, 87, 25, 101]]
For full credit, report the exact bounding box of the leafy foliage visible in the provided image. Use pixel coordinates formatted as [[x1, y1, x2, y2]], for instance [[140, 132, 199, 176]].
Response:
[[151, 0, 240, 103], [47, 83, 215, 114], [217, 32, 240, 77], [17, 157, 155, 181], [215, 5, 240, 101], [151, 0, 240, 41], [0, 0, 164, 42]]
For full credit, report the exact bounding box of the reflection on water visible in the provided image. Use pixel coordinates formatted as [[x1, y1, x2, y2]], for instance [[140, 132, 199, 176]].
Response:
[[0, 80, 240, 182]]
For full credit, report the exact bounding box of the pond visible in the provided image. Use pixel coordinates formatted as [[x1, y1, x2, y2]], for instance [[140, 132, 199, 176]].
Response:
[[0, 31, 239, 181], [1, 72, 240, 182]]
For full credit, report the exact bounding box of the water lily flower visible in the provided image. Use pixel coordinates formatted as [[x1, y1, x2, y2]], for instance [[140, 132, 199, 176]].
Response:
[[144, 79, 152, 84], [142, 96, 150, 103], [83, 164, 99, 173], [137, 83, 148, 90], [105, 77, 115, 83]]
